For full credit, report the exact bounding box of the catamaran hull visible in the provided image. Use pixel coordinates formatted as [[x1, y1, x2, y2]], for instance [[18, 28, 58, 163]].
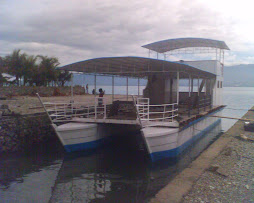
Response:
[[53, 123, 109, 152], [142, 112, 222, 162]]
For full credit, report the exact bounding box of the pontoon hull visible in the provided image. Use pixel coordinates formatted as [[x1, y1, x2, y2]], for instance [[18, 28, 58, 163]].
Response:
[[53, 123, 109, 152], [142, 111, 222, 162]]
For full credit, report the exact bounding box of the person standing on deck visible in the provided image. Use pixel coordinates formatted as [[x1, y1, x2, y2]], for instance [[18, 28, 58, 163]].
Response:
[[98, 88, 105, 106], [86, 84, 89, 94]]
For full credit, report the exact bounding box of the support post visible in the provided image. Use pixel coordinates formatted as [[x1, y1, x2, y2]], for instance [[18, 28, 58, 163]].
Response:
[[112, 76, 114, 102], [138, 77, 140, 97], [127, 77, 129, 101], [197, 77, 200, 114], [71, 73, 74, 102], [188, 75, 191, 117], [204, 79, 207, 111], [177, 71, 179, 105], [190, 76, 194, 117], [94, 74, 97, 97], [94, 74, 97, 118], [71, 73, 74, 114], [210, 79, 212, 109]]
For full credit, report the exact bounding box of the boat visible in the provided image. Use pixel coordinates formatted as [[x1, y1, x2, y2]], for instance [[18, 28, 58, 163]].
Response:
[[37, 37, 229, 161]]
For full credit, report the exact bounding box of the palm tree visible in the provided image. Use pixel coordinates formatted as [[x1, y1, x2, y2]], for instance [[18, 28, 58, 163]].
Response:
[[37, 55, 60, 86], [23, 55, 37, 86], [56, 70, 72, 86], [4, 49, 27, 86]]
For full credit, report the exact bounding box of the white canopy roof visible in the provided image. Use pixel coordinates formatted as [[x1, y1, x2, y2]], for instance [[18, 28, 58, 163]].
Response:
[[142, 38, 230, 53], [60, 56, 216, 79]]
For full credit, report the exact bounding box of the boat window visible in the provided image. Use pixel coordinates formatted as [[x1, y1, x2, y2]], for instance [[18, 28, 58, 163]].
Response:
[[220, 81, 223, 88], [217, 81, 220, 88]]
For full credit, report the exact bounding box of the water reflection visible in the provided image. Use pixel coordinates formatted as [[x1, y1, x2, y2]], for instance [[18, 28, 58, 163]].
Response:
[[49, 120, 222, 202]]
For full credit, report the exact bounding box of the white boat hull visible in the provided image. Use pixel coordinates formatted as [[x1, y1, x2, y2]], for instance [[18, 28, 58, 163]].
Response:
[[53, 123, 109, 152], [142, 111, 222, 161]]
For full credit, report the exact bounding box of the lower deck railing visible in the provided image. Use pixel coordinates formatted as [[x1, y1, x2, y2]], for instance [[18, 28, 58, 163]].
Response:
[[42, 97, 108, 122], [37, 93, 178, 126], [134, 97, 178, 125]]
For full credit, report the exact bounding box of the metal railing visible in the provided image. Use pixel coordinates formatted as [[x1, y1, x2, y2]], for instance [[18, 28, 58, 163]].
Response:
[[135, 97, 178, 123], [41, 97, 108, 122]]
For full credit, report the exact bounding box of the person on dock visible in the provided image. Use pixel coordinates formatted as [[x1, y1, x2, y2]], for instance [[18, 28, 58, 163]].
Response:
[[98, 88, 105, 106], [86, 84, 89, 94]]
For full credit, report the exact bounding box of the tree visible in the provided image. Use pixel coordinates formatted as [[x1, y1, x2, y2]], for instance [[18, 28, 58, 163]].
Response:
[[23, 55, 37, 86], [37, 55, 60, 86], [5, 49, 26, 86], [56, 70, 72, 87]]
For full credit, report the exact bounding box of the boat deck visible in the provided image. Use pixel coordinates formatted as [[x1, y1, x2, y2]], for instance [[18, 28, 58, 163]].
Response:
[[51, 104, 223, 129]]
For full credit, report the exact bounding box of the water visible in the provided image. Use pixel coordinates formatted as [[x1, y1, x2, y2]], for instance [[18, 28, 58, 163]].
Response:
[[1, 87, 254, 202]]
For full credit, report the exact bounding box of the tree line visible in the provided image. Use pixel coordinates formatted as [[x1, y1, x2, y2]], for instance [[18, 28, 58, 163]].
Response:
[[0, 49, 71, 86]]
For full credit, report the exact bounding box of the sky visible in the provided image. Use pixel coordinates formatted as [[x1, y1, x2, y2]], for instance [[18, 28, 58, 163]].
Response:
[[1, 0, 254, 66]]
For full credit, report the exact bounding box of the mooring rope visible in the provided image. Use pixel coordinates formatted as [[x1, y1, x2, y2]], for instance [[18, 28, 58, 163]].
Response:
[[223, 107, 254, 111]]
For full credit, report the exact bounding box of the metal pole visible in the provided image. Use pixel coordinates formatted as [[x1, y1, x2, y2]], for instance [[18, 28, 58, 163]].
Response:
[[71, 73, 74, 102], [177, 71, 179, 104], [138, 77, 140, 97], [198, 77, 200, 114], [94, 74, 97, 96], [188, 75, 191, 117], [127, 77, 128, 101], [112, 76, 114, 102], [94, 74, 97, 118], [204, 79, 206, 111], [71, 73, 74, 114]]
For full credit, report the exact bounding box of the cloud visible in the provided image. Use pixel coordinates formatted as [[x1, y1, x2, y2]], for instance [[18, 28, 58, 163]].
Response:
[[0, 0, 253, 65]]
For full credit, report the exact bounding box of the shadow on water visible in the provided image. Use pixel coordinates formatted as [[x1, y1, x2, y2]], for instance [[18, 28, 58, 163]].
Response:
[[49, 120, 222, 203]]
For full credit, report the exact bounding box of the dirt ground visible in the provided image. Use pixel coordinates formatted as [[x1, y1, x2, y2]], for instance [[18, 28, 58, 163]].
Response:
[[0, 94, 129, 115]]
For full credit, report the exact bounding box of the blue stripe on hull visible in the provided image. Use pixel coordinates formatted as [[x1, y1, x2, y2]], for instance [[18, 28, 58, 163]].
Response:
[[150, 119, 221, 162], [64, 137, 108, 152]]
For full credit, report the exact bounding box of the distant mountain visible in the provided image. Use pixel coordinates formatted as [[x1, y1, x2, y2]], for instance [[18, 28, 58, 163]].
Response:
[[224, 64, 254, 87], [71, 64, 254, 87]]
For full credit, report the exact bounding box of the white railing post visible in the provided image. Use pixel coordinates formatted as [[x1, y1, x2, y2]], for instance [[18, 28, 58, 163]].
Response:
[[55, 104, 58, 120], [172, 104, 174, 122], [104, 98, 106, 119], [95, 97, 97, 119], [163, 105, 166, 121], [64, 104, 66, 119], [147, 98, 150, 120]]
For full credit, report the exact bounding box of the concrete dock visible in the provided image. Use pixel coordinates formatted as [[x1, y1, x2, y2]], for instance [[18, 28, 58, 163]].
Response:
[[150, 106, 254, 203]]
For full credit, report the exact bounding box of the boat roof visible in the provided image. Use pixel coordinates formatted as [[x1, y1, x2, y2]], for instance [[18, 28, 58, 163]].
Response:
[[142, 38, 230, 53], [60, 56, 216, 79]]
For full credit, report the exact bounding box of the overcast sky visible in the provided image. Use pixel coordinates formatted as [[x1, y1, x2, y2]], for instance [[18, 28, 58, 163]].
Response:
[[1, 0, 254, 66]]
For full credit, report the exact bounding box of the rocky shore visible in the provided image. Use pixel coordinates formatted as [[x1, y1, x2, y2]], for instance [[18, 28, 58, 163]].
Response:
[[151, 106, 254, 203], [183, 107, 254, 202], [0, 113, 59, 153]]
